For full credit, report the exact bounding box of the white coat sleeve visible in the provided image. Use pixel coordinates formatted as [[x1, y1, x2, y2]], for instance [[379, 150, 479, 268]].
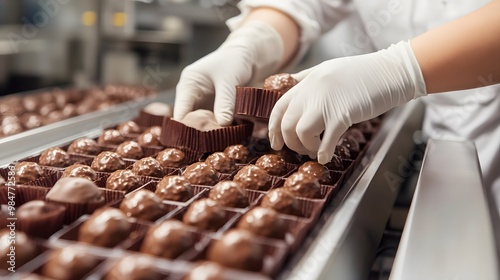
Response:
[[226, 0, 353, 64]]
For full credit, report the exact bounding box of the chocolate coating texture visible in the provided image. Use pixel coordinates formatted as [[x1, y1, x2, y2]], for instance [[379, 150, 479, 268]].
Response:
[[67, 138, 100, 155], [105, 255, 164, 280], [116, 121, 141, 135], [21, 113, 43, 130], [91, 151, 126, 172], [46, 177, 104, 204], [207, 229, 264, 272], [263, 73, 298, 94], [209, 181, 249, 208], [283, 172, 322, 199], [325, 154, 344, 171], [62, 164, 97, 181], [156, 148, 185, 168], [156, 175, 193, 202], [116, 141, 144, 159], [334, 145, 351, 160], [16, 200, 54, 220], [344, 128, 366, 144], [205, 152, 236, 173], [132, 157, 165, 177], [119, 189, 166, 221], [79, 207, 132, 247], [141, 220, 194, 259], [0, 230, 37, 269], [182, 198, 225, 231], [233, 164, 272, 191], [42, 248, 99, 280], [237, 207, 286, 239], [39, 147, 71, 167], [15, 162, 44, 184], [138, 131, 161, 147], [298, 161, 332, 184], [98, 129, 125, 145], [223, 144, 249, 163], [182, 162, 218, 186], [261, 188, 302, 216], [105, 169, 141, 192], [255, 154, 287, 176], [183, 262, 227, 280], [339, 135, 360, 155]]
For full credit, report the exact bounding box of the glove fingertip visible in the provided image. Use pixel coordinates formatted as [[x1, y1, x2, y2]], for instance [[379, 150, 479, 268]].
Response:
[[215, 111, 234, 126], [317, 151, 333, 165], [269, 131, 285, 151]]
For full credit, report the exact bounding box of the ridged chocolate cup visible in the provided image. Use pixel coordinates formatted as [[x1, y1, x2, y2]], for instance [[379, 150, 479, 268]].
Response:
[[0, 185, 49, 204], [235, 86, 284, 120], [160, 118, 253, 153], [136, 110, 167, 128]]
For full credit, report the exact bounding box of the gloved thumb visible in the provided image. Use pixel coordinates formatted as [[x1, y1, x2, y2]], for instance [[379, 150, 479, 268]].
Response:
[[213, 81, 237, 126], [174, 80, 199, 121]]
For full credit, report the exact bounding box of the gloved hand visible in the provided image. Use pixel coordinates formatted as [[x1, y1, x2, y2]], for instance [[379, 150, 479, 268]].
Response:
[[269, 41, 427, 164], [174, 21, 284, 126]]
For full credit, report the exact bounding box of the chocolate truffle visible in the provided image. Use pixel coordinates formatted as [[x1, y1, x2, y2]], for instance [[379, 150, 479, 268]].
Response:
[[21, 113, 43, 130], [183, 262, 227, 280], [334, 145, 351, 160], [2, 121, 23, 136], [343, 128, 367, 144], [119, 189, 166, 221], [15, 162, 44, 184], [182, 198, 225, 231], [91, 151, 126, 172], [143, 102, 172, 117], [116, 120, 141, 135], [23, 96, 40, 112], [233, 165, 272, 191], [255, 154, 287, 176], [237, 207, 286, 239], [339, 135, 360, 155], [261, 189, 301, 216], [273, 147, 304, 164], [38, 103, 57, 117], [67, 138, 100, 155], [137, 131, 161, 147], [155, 176, 193, 202], [16, 200, 54, 219], [46, 177, 104, 204], [144, 126, 162, 136], [79, 207, 132, 247], [42, 247, 99, 280], [156, 148, 185, 168], [131, 157, 165, 177], [180, 110, 222, 131], [207, 229, 264, 271], [182, 162, 218, 186], [0, 230, 37, 270], [209, 181, 249, 208], [61, 104, 78, 118], [97, 129, 125, 145], [105, 169, 141, 192], [115, 141, 144, 159], [39, 147, 71, 167], [283, 172, 322, 199], [223, 144, 249, 163], [105, 255, 163, 280], [325, 154, 344, 171], [263, 73, 298, 94], [62, 164, 97, 181], [43, 110, 65, 124], [140, 220, 194, 259], [205, 152, 237, 173], [298, 161, 332, 184]]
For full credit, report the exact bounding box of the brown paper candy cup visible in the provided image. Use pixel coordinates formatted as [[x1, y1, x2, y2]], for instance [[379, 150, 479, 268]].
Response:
[[15, 201, 66, 238], [235, 86, 284, 120], [0, 185, 49, 204], [136, 110, 167, 127]]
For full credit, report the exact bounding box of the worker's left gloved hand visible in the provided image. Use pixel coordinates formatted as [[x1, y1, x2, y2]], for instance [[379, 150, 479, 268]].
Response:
[[269, 41, 427, 164]]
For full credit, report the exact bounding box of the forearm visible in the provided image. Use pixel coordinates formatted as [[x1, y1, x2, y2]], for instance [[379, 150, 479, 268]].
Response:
[[411, 0, 500, 93]]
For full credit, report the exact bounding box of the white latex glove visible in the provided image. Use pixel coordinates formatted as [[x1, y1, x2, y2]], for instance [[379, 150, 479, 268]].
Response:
[[269, 41, 427, 164], [174, 21, 284, 126]]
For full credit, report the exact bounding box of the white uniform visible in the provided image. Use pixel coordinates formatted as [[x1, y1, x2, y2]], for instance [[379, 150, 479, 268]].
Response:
[[229, 0, 500, 211]]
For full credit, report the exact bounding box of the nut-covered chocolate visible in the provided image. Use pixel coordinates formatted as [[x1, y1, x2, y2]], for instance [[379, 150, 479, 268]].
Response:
[[16, 200, 55, 220], [209, 181, 249, 208], [105, 255, 164, 280], [339, 135, 360, 155], [39, 147, 71, 167], [42, 247, 99, 280], [283, 172, 322, 199], [233, 165, 272, 191], [119, 189, 166, 221], [140, 220, 195, 259], [237, 207, 286, 239], [138, 126, 162, 147], [116, 120, 141, 135], [91, 151, 126, 172], [207, 229, 264, 272], [334, 145, 351, 160], [97, 129, 125, 145], [0, 230, 37, 270], [155, 175, 193, 202], [205, 152, 237, 173], [21, 113, 43, 130], [263, 73, 298, 94], [183, 262, 227, 280], [325, 154, 344, 171], [67, 138, 100, 155], [46, 177, 104, 204], [62, 164, 97, 181], [156, 148, 185, 168], [182, 162, 218, 186], [115, 141, 144, 159], [15, 162, 44, 184], [79, 207, 132, 247], [298, 161, 332, 184], [131, 157, 165, 178], [255, 154, 287, 176], [182, 198, 225, 231], [223, 144, 249, 163], [105, 169, 141, 192], [261, 188, 301, 216]]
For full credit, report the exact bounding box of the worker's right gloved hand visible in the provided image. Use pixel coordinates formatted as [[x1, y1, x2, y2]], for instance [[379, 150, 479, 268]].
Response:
[[174, 21, 284, 126]]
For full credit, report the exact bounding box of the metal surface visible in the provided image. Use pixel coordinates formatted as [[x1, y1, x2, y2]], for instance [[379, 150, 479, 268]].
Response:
[[390, 140, 500, 280], [279, 100, 425, 280], [0, 90, 174, 166]]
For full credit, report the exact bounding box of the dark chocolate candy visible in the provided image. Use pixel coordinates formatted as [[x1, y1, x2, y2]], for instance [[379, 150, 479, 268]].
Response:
[[182, 198, 225, 231], [237, 206, 286, 239], [209, 181, 249, 208], [119, 189, 166, 221], [62, 164, 97, 181], [67, 138, 100, 155], [15, 162, 44, 184], [115, 141, 144, 160], [78, 207, 132, 247], [155, 175, 193, 202], [205, 152, 237, 173], [255, 154, 287, 176], [156, 148, 185, 168], [283, 172, 322, 199], [42, 247, 99, 280], [233, 165, 272, 191], [223, 144, 249, 163], [105, 169, 141, 192], [182, 162, 218, 186], [91, 151, 126, 172], [39, 147, 71, 167], [298, 161, 332, 184], [261, 188, 301, 216], [140, 220, 194, 259]]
